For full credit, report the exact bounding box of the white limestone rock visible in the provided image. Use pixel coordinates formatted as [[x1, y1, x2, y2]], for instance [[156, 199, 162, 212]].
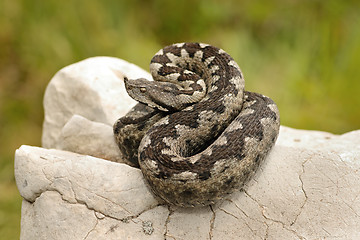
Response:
[[42, 57, 150, 149], [15, 127, 360, 239], [16, 57, 360, 239], [15, 146, 159, 218], [56, 114, 124, 163]]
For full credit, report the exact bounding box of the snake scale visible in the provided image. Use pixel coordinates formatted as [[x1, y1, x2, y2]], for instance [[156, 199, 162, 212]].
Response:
[[113, 42, 280, 207]]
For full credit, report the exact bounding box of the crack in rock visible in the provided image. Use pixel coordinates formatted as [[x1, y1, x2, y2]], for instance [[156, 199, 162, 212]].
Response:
[[219, 206, 239, 220], [29, 181, 162, 231], [228, 198, 263, 224], [83, 211, 99, 240], [243, 190, 306, 240], [230, 200, 262, 235], [261, 207, 306, 240], [291, 157, 310, 226], [263, 222, 269, 240], [164, 206, 175, 240], [219, 204, 260, 238], [209, 205, 215, 240]]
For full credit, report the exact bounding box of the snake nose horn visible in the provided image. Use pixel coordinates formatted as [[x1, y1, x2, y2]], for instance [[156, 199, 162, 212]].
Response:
[[124, 77, 132, 89]]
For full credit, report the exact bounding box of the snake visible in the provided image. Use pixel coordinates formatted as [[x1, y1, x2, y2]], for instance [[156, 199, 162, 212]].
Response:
[[113, 42, 280, 207]]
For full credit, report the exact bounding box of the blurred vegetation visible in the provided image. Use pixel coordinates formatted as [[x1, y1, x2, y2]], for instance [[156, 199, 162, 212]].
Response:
[[1, 0, 360, 238]]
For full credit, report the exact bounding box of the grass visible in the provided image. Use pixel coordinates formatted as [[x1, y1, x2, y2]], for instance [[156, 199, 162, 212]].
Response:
[[1, 0, 360, 238]]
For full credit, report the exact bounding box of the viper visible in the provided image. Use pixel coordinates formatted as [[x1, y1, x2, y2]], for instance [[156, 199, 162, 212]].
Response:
[[114, 42, 280, 207]]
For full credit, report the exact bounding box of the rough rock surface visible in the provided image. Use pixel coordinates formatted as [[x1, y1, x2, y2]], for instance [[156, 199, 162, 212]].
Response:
[[56, 114, 123, 163], [16, 57, 360, 239], [42, 57, 150, 149]]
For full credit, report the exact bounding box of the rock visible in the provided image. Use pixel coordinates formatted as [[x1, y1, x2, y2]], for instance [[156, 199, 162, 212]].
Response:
[[16, 57, 360, 239], [42, 57, 150, 149], [15, 128, 360, 239], [56, 114, 124, 163], [20, 191, 97, 240], [15, 146, 159, 218]]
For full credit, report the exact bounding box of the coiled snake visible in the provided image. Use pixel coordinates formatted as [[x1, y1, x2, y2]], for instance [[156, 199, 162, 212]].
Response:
[[114, 43, 280, 207]]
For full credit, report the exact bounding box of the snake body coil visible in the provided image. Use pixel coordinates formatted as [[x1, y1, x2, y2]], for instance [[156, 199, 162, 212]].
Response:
[[114, 42, 280, 207]]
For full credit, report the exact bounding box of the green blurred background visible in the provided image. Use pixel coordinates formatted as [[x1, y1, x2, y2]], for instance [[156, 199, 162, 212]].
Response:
[[1, 0, 360, 238]]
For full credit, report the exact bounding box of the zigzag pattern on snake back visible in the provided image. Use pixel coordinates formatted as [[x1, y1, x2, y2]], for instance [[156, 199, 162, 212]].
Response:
[[113, 42, 280, 207]]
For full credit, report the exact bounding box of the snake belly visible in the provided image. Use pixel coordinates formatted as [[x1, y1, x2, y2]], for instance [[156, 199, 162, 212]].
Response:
[[113, 42, 280, 207]]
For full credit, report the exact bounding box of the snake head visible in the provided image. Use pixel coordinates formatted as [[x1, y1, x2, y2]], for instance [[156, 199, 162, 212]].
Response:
[[124, 77, 170, 112], [124, 76, 206, 112]]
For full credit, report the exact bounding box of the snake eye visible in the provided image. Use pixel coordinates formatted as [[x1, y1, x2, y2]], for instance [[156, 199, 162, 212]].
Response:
[[140, 87, 147, 93]]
